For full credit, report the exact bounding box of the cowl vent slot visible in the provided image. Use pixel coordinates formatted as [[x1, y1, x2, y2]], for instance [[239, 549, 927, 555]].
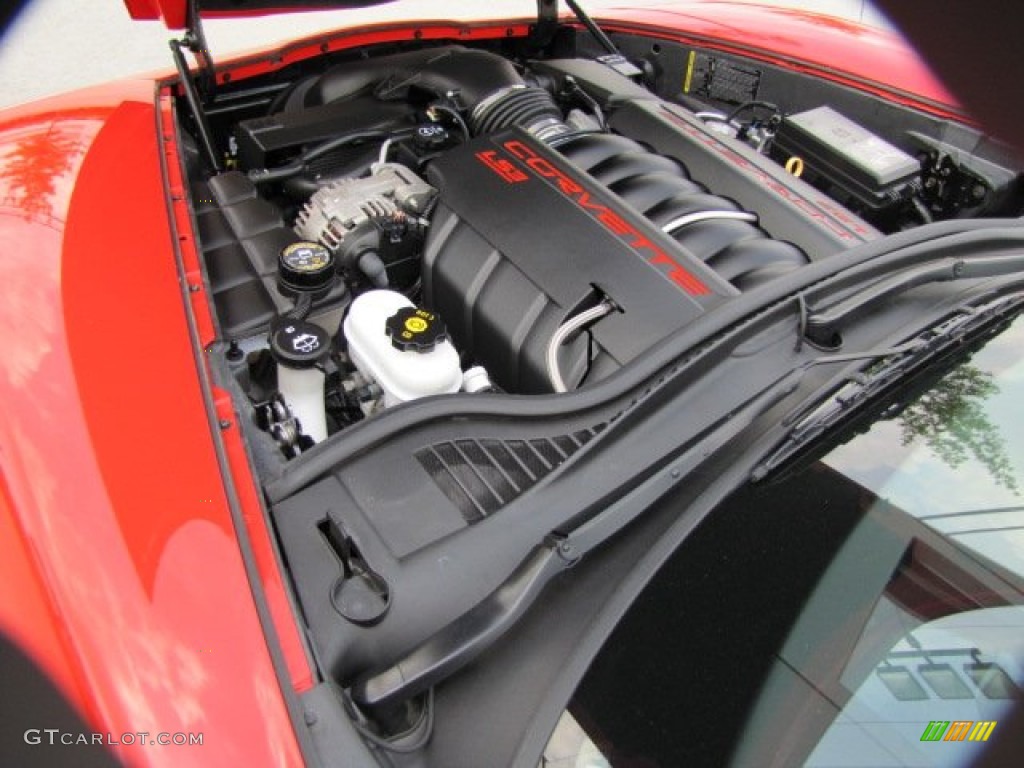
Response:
[[416, 427, 605, 522]]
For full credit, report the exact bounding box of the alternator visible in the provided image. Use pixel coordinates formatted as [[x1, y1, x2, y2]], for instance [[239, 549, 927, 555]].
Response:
[[294, 163, 436, 251]]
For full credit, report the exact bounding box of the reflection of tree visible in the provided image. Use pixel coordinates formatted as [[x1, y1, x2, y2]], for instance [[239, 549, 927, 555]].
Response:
[[0, 124, 85, 223], [898, 365, 1019, 493]]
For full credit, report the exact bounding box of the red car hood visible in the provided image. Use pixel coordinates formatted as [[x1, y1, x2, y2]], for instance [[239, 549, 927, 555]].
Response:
[[124, 0, 958, 114], [124, 0, 393, 29]]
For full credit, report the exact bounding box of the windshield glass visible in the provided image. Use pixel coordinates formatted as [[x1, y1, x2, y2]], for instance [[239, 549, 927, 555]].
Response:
[[825, 316, 1024, 576], [544, 314, 1024, 767]]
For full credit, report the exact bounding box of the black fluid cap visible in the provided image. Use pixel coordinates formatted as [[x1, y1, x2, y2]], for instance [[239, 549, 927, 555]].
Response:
[[385, 306, 447, 352], [413, 122, 450, 151], [270, 320, 330, 368], [278, 241, 335, 297]]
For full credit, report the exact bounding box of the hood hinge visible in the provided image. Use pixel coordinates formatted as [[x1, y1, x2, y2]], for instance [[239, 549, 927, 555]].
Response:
[[531, 0, 559, 50], [180, 0, 216, 103], [169, 0, 222, 171]]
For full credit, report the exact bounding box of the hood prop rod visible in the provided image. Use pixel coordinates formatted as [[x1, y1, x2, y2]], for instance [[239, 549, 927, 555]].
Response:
[[532, 1, 626, 61]]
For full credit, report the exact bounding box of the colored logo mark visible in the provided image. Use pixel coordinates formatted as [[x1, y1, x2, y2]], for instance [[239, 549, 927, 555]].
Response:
[[920, 720, 997, 742], [405, 316, 428, 334]]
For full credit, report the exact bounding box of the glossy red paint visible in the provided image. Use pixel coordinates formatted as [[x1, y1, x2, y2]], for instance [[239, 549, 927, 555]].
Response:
[[123, 0, 391, 28], [595, 3, 962, 119], [0, 81, 302, 765], [157, 87, 315, 692], [123, 0, 187, 29], [0, 19, 562, 764], [0, 454, 89, 710]]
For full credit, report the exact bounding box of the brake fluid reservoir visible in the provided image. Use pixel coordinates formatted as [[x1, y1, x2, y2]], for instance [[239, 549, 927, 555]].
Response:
[[344, 290, 462, 407]]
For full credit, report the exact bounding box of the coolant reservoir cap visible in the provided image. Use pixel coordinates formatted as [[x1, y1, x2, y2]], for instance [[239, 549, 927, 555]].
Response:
[[385, 306, 447, 352], [278, 241, 335, 297], [270, 320, 330, 368]]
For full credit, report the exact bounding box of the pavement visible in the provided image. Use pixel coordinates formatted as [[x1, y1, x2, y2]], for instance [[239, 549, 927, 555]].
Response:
[[0, 0, 887, 110]]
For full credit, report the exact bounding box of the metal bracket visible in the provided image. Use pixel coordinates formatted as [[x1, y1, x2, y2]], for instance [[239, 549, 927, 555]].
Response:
[[169, 36, 223, 171], [168, 0, 222, 171], [531, 0, 559, 51], [183, 0, 216, 102]]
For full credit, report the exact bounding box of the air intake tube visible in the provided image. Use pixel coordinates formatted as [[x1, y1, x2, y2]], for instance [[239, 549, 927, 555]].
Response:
[[469, 84, 569, 142], [297, 46, 571, 142]]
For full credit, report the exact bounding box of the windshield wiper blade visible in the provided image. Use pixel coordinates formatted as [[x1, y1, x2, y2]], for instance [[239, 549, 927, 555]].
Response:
[[804, 252, 1024, 347], [755, 294, 1024, 480]]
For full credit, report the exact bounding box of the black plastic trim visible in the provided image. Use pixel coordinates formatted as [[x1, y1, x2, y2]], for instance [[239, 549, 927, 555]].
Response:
[[265, 219, 1024, 504]]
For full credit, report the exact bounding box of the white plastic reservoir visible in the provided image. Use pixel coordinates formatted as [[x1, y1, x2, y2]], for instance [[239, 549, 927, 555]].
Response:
[[277, 365, 328, 442], [269, 319, 331, 443], [344, 290, 462, 407]]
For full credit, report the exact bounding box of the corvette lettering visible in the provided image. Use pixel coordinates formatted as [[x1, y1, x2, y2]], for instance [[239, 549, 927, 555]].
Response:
[[494, 140, 710, 296]]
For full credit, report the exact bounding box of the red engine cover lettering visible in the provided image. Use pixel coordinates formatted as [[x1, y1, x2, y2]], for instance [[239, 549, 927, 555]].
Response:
[[499, 139, 709, 296]]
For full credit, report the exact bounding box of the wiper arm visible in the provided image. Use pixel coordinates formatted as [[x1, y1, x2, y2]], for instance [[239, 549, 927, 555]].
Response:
[[804, 252, 1024, 347], [349, 369, 804, 712], [755, 294, 1024, 480]]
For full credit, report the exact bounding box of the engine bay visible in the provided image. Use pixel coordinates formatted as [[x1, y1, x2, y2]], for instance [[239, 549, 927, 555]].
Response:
[[176, 27, 1023, 462], [156, 13, 1024, 753]]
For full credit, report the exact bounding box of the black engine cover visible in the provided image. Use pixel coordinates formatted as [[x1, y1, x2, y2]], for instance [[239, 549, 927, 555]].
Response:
[[423, 129, 733, 393]]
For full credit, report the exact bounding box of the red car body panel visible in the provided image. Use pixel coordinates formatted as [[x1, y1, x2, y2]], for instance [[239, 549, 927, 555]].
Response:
[[0, 22, 538, 765], [123, 0, 188, 28], [123, 0, 390, 29], [0, 80, 303, 766], [0, 3, 979, 765]]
